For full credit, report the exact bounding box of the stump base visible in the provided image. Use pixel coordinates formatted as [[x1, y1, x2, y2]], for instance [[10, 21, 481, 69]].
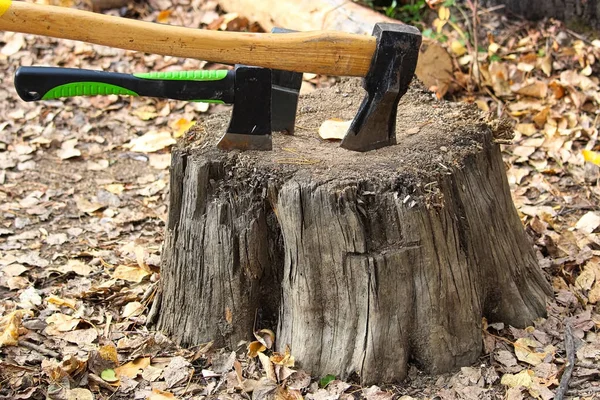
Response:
[[152, 80, 551, 384]]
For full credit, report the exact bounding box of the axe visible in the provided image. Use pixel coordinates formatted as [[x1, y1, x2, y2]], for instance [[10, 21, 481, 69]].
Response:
[[14, 64, 302, 151], [0, 0, 422, 152]]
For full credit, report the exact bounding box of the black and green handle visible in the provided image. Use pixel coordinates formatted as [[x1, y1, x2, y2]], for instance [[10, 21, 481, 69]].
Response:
[[14, 66, 235, 103]]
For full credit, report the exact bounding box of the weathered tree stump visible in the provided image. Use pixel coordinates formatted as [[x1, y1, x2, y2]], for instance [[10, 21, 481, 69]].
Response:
[[151, 80, 552, 384]]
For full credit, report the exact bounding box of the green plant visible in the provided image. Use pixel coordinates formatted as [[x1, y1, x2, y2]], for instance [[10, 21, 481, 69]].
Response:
[[384, 0, 428, 24]]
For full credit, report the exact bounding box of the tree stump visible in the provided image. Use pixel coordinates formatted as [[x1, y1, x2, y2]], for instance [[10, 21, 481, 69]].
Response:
[[151, 80, 552, 384]]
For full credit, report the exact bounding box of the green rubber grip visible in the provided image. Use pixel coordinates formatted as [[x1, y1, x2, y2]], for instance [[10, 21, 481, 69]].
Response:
[[134, 70, 228, 81], [41, 82, 138, 100]]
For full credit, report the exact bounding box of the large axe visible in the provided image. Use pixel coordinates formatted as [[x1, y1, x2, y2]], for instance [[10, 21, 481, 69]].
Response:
[[0, 0, 421, 152]]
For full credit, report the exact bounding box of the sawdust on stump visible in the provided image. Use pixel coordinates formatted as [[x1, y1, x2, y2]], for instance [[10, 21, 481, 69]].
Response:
[[150, 79, 552, 384]]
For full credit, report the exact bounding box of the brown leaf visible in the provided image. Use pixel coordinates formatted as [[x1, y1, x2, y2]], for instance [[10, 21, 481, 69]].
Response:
[[62, 328, 98, 345], [115, 357, 151, 379], [512, 80, 548, 98], [112, 265, 151, 283], [148, 388, 176, 400], [254, 328, 275, 349]]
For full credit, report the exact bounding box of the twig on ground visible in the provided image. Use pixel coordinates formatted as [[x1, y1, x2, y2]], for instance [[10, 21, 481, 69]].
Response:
[[19, 340, 60, 359], [555, 324, 576, 400]]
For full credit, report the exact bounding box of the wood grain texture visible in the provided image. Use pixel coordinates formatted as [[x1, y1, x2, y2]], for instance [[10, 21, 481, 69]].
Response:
[[0, 1, 375, 76], [153, 82, 552, 384]]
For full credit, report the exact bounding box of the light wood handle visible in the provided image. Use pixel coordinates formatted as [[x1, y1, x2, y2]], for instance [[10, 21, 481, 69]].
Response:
[[0, 0, 376, 76]]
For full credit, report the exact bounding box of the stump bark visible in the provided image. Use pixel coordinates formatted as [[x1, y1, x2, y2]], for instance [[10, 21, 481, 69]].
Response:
[[151, 80, 552, 384]]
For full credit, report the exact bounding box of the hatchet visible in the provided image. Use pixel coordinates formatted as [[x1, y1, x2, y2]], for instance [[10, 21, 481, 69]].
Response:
[[14, 64, 302, 151], [0, 0, 421, 151]]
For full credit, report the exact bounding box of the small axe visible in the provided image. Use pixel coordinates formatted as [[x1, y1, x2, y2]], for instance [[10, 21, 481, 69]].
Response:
[[14, 64, 303, 151], [0, 0, 421, 152]]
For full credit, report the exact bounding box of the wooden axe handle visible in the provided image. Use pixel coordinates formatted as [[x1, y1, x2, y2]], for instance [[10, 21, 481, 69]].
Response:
[[0, 0, 376, 76]]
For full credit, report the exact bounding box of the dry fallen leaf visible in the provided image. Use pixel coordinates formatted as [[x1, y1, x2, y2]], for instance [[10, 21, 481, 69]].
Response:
[[57, 138, 82, 160], [514, 337, 553, 366], [1, 33, 25, 56], [575, 212, 600, 233], [47, 295, 78, 310], [258, 351, 276, 381], [115, 357, 151, 379], [0, 310, 26, 347], [66, 388, 94, 400], [132, 106, 158, 121], [125, 131, 176, 153], [318, 119, 351, 140], [46, 313, 81, 332], [173, 118, 195, 138], [112, 265, 151, 283], [270, 345, 295, 367], [148, 389, 176, 400], [122, 301, 144, 318], [248, 341, 266, 358]]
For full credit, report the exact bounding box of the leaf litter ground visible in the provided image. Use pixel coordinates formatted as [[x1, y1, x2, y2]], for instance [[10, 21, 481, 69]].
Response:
[[0, 1, 599, 399]]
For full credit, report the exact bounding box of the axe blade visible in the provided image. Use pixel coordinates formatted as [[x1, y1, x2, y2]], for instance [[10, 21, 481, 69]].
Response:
[[341, 23, 422, 152], [217, 65, 273, 151]]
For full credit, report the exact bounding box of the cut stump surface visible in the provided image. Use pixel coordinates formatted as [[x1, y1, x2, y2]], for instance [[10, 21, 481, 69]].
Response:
[[152, 80, 552, 384]]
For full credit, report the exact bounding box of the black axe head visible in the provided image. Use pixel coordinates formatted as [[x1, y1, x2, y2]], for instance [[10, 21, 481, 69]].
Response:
[[218, 64, 273, 151], [217, 27, 302, 152], [341, 23, 422, 152]]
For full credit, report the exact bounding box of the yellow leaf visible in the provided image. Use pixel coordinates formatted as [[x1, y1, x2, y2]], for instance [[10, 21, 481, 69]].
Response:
[[112, 265, 151, 283], [583, 149, 600, 166], [488, 42, 500, 55], [156, 9, 172, 23], [270, 345, 295, 367], [148, 388, 176, 400], [501, 369, 534, 388], [104, 183, 125, 195], [173, 118, 195, 138], [47, 295, 78, 310], [450, 40, 467, 56], [247, 341, 266, 358], [438, 5, 450, 20], [115, 357, 151, 379], [0, 310, 25, 347], [433, 18, 446, 34]]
